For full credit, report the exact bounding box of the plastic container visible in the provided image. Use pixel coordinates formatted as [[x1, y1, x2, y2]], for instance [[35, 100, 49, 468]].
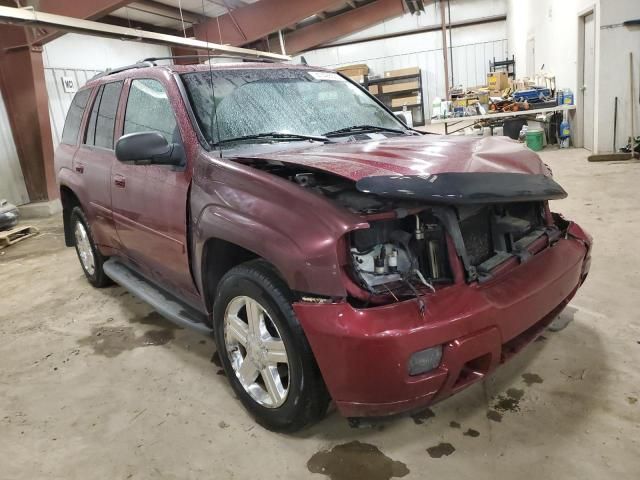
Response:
[[518, 125, 528, 142], [562, 88, 574, 106], [526, 129, 544, 151], [0, 199, 19, 231], [557, 90, 564, 105]]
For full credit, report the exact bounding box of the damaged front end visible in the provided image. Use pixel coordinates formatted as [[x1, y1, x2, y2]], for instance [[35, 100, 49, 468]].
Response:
[[335, 172, 588, 305]]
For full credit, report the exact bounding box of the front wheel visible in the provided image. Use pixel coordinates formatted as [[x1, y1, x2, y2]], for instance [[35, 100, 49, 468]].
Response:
[[70, 206, 112, 288], [213, 260, 329, 432]]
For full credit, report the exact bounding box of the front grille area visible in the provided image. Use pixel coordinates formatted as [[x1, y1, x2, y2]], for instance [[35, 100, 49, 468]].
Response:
[[458, 202, 544, 268], [459, 208, 493, 266]]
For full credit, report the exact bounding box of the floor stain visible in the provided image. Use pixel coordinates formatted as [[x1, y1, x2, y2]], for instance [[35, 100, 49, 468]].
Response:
[[426, 442, 455, 458], [506, 388, 524, 400], [449, 421, 461, 429], [77, 325, 175, 358], [522, 373, 544, 386], [486, 410, 502, 422], [463, 428, 480, 438], [130, 311, 182, 330], [410, 408, 435, 425], [627, 396, 638, 405], [534, 335, 548, 342], [307, 441, 409, 480]]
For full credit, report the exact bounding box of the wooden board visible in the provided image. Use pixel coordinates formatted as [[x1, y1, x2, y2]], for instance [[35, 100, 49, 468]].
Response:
[[0, 225, 39, 249]]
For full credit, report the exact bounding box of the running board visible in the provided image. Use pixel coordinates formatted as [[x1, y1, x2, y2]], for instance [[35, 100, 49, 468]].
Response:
[[103, 259, 212, 336]]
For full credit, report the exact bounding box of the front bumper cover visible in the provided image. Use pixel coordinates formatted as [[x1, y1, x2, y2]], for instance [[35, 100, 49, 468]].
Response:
[[294, 228, 591, 418]]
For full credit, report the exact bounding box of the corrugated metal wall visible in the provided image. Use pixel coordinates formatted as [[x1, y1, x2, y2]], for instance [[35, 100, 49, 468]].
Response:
[[300, 38, 508, 115], [44, 68, 100, 149], [0, 92, 29, 206]]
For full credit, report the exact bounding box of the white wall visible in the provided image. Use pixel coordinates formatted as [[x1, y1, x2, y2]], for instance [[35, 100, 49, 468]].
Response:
[[297, 0, 508, 112], [507, 0, 599, 94], [0, 91, 29, 205], [597, 0, 640, 152], [507, 0, 639, 153], [42, 33, 171, 71], [42, 34, 171, 149]]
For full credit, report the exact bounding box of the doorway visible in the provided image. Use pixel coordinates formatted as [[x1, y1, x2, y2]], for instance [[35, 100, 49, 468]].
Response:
[[581, 11, 596, 151]]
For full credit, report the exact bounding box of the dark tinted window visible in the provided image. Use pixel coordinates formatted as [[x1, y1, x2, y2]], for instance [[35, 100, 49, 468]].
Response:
[[94, 81, 123, 149], [124, 79, 178, 143], [84, 86, 103, 146], [61, 89, 90, 145]]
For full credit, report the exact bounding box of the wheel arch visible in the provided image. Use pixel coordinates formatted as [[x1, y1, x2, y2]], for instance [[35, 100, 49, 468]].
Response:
[[60, 184, 81, 246]]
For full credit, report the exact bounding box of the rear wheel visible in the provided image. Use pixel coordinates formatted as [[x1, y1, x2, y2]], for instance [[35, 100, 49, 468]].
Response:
[[213, 260, 329, 432], [70, 207, 111, 288]]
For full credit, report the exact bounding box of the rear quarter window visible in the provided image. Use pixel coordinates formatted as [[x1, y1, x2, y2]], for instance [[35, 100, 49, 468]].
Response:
[[61, 89, 90, 145]]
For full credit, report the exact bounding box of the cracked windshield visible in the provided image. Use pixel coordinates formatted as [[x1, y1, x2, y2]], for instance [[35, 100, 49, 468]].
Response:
[[181, 68, 405, 145]]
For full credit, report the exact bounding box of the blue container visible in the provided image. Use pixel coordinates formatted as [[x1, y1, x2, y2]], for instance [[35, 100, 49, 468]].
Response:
[[562, 89, 574, 106], [557, 90, 564, 105]]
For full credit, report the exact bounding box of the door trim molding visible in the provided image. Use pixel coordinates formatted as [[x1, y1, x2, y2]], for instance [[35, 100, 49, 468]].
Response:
[[112, 209, 184, 249]]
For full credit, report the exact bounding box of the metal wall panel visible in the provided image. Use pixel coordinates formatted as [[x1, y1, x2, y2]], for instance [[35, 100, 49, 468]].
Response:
[[302, 39, 507, 117], [0, 91, 29, 206]]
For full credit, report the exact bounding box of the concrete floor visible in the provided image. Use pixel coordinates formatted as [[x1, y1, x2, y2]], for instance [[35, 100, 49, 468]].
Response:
[[1, 148, 639, 479]]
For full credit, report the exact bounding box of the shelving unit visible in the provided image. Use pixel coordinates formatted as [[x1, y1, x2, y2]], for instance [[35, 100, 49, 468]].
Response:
[[490, 55, 516, 80], [367, 70, 425, 127]]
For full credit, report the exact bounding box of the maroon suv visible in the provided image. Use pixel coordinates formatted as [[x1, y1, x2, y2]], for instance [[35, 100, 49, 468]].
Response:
[[55, 60, 592, 432]]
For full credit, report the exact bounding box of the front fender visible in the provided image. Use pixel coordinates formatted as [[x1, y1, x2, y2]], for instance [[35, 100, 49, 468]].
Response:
[[191, 153, 368, 298], [194, 204, 346, 296]]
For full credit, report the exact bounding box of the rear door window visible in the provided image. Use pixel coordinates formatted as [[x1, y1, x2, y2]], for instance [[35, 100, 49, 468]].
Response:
[[95, 81, 123, 149], [61, 89, 90, 145], [124, 79, 179, 143], [84, 81, 123, 149]]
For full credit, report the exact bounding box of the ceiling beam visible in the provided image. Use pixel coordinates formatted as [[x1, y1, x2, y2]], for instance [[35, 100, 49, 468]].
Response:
[[16, 0, 135, 44], [284, 0, 406, 55], [192, 0, 345, 46], [127, 0, 204, 25], [0, 5, 290, 60], [100, 14, 191, 37]]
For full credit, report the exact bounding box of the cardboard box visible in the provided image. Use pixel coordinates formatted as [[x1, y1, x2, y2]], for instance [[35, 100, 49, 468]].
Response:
[[384, 67, 420, 78], [368, 85, 380, 95], [337, 64, 369, 77], [487, 71, 509, 90], [381, 80, 420, 94], [452, 98, 468, 108], [391, 95, 420, 108]]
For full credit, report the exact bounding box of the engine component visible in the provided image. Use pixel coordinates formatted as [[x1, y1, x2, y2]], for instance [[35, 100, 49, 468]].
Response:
[[350, 214, 451, 295]]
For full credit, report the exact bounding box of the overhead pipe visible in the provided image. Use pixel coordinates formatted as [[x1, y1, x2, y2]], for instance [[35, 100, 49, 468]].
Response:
[[0, 5, 290, 61]]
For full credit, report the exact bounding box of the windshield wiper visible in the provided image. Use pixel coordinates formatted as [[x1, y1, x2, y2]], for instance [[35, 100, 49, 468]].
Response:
[[213, 132, 330, 146], [323, 125, 408, 137]]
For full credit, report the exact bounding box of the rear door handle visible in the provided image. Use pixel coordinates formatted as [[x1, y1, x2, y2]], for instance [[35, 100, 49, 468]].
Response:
[[113, 174, 126, 188], [75, 163, 84, 174]]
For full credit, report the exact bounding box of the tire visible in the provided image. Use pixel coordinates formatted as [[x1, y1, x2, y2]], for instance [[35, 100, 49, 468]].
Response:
[[70, 206, 112, 288], [213, 260, 330, 432]]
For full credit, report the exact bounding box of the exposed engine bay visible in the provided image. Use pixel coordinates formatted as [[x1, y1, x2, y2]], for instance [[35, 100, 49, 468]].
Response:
[[238, 159, 564, 302]]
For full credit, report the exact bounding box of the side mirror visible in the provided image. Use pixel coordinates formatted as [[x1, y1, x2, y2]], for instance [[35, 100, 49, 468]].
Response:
[[115, 131, 183, 165]]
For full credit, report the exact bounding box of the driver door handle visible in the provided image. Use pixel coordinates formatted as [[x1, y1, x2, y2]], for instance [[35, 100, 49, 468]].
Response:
[[113, 174, 126, 188]]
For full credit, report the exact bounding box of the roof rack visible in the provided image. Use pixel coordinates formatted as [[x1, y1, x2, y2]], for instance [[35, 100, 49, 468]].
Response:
[[90, 61, 155, 80], [140, 55, 280, 64], [89, 54, 282, 81]]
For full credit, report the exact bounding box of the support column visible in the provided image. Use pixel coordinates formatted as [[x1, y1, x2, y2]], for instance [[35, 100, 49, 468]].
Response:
[[0, 26, 57, 202]]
